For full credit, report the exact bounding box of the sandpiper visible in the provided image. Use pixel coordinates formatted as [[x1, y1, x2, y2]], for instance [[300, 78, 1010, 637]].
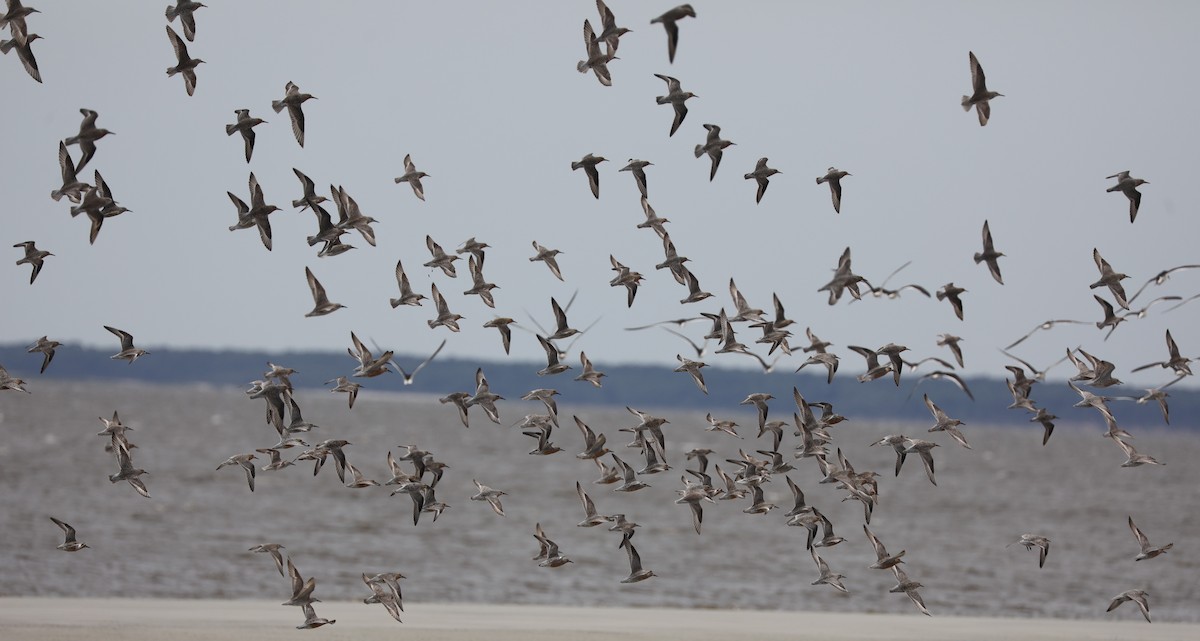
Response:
[[577, 19, 616, 87], [1008, 533, 1051, 568], [815, 167, 850, 213], [394, 154, 429, 201], [1, 30, 41, 82], [423, 235, 460, 277], [13, 241, 51, 284], [272, 81, 317, 147], [936, 283, 967, 320], [64, 109, 114, 172], [572, 153, 607, 199], [390, 260, 426, 308], [650, 4, 695, 63], [224, 109, 266, 163], [962, 51, 1003, 126], [217, 453, 257, 492], [165, 1, 205, 41], [530, 241, 564, 281], [974, 220, 1005, 284], [428, 283, 463, 332], [1106, 171, 1149, 223], [1106, 589, 1150, 623], [619, 159, 652, 198], [654, 74, 697, 137], [303, 267, 345, 317], [104, 326, 148, 363], [1128, 516, 1173, 561], [165, 26, 203, 96], [50, 517, 89, 552], [471, 479, 507, 516], [620, 540, 656, 583], [745, 157, 781, 204], [248, 543, 286, 576], [694, 124, 734, 181]]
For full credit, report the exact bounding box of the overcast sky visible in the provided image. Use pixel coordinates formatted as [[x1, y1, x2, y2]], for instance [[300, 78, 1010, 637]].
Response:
[[3, 1, 1199, 391]]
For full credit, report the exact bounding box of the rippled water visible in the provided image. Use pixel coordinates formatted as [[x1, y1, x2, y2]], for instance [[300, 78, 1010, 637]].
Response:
[[1, 381, 1197, 621]]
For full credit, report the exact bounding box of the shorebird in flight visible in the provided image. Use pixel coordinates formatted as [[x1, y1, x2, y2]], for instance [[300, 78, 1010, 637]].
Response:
[[962, 51, 1003, 126], [650, 4, 695, 63]]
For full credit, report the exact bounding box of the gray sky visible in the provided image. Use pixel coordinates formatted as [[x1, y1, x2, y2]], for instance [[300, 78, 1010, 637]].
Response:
[[4, 1, 1199, 390]]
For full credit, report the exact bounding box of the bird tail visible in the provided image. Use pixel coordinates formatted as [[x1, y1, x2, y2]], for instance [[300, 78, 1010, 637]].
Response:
[[1105, 185, 1120, 193], [165, 5, 179, 21], [972, 252, 983, 264], [271, 100, 285, 113], [576, 60, 588, 73], [815, 176, 826, 184], [570, 161, 582, 170], [960, 96, 972, 111], [225, 124, 238, 136], [693, 145, 704, 158], [0, 38, 16, 55]]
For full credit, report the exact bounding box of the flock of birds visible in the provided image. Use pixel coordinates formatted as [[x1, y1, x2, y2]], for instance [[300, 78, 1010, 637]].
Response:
[[3, 0, 1194, 629]]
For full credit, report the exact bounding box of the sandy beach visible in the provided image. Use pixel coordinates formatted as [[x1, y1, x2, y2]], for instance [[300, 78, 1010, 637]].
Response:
[[1, 598, 1196, 641]]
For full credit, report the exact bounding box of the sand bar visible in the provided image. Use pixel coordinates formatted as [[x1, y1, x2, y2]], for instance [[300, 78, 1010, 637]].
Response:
[[1, 598, 1196, 641]]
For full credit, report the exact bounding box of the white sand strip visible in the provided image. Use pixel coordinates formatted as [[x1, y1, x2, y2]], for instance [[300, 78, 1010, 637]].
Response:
[[1, 598, 1196, 641]]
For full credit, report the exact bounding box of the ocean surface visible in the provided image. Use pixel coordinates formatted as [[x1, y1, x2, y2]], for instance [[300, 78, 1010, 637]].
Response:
[[1, 380, 1197, 621]]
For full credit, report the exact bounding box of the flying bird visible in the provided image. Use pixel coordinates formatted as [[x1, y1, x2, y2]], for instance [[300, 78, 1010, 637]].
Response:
[[1128, 516, 1174, 561], [936, 283, 967, 320], [694, 124, 734, 181], [973, 220, 1005, 284], [815, 167, 850, 213], [104, 326, 148, 363], [530, 241, 565, 281], [394, 154, 429, 201], [423, 235, 460, 278], [471, 479, 507, 516], [13, 241, 51, 284], [619, 159, 653, 198], [50, 517, 89, 552], [389, 260, 426, 308], [1106, 589, 1151, 623], [654, 74, 697, 137], [650, 4, 695, 64], [1008, 533, 1051, 568], [272, 81, 317, 147], [572, 153, 607, 199], [165, 1, 205, 41], [745, 158, 781, 204], [0, 30, 42, 83], [224, 109, 266, 163], [962, 51, 1003, 126], [577, 19, 615, 86], [26, 336, 61, 374], [304, 267, 345, 317], [1106, 171, 1149, 223], [427, 283, 463, 332], [165, 26, 203, 96], [63, 109, 114, 173]]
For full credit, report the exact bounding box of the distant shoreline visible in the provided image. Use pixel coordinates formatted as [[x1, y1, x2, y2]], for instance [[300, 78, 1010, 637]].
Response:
[[1, 344, 1192, 428], [2, 598, 1196, 641]]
